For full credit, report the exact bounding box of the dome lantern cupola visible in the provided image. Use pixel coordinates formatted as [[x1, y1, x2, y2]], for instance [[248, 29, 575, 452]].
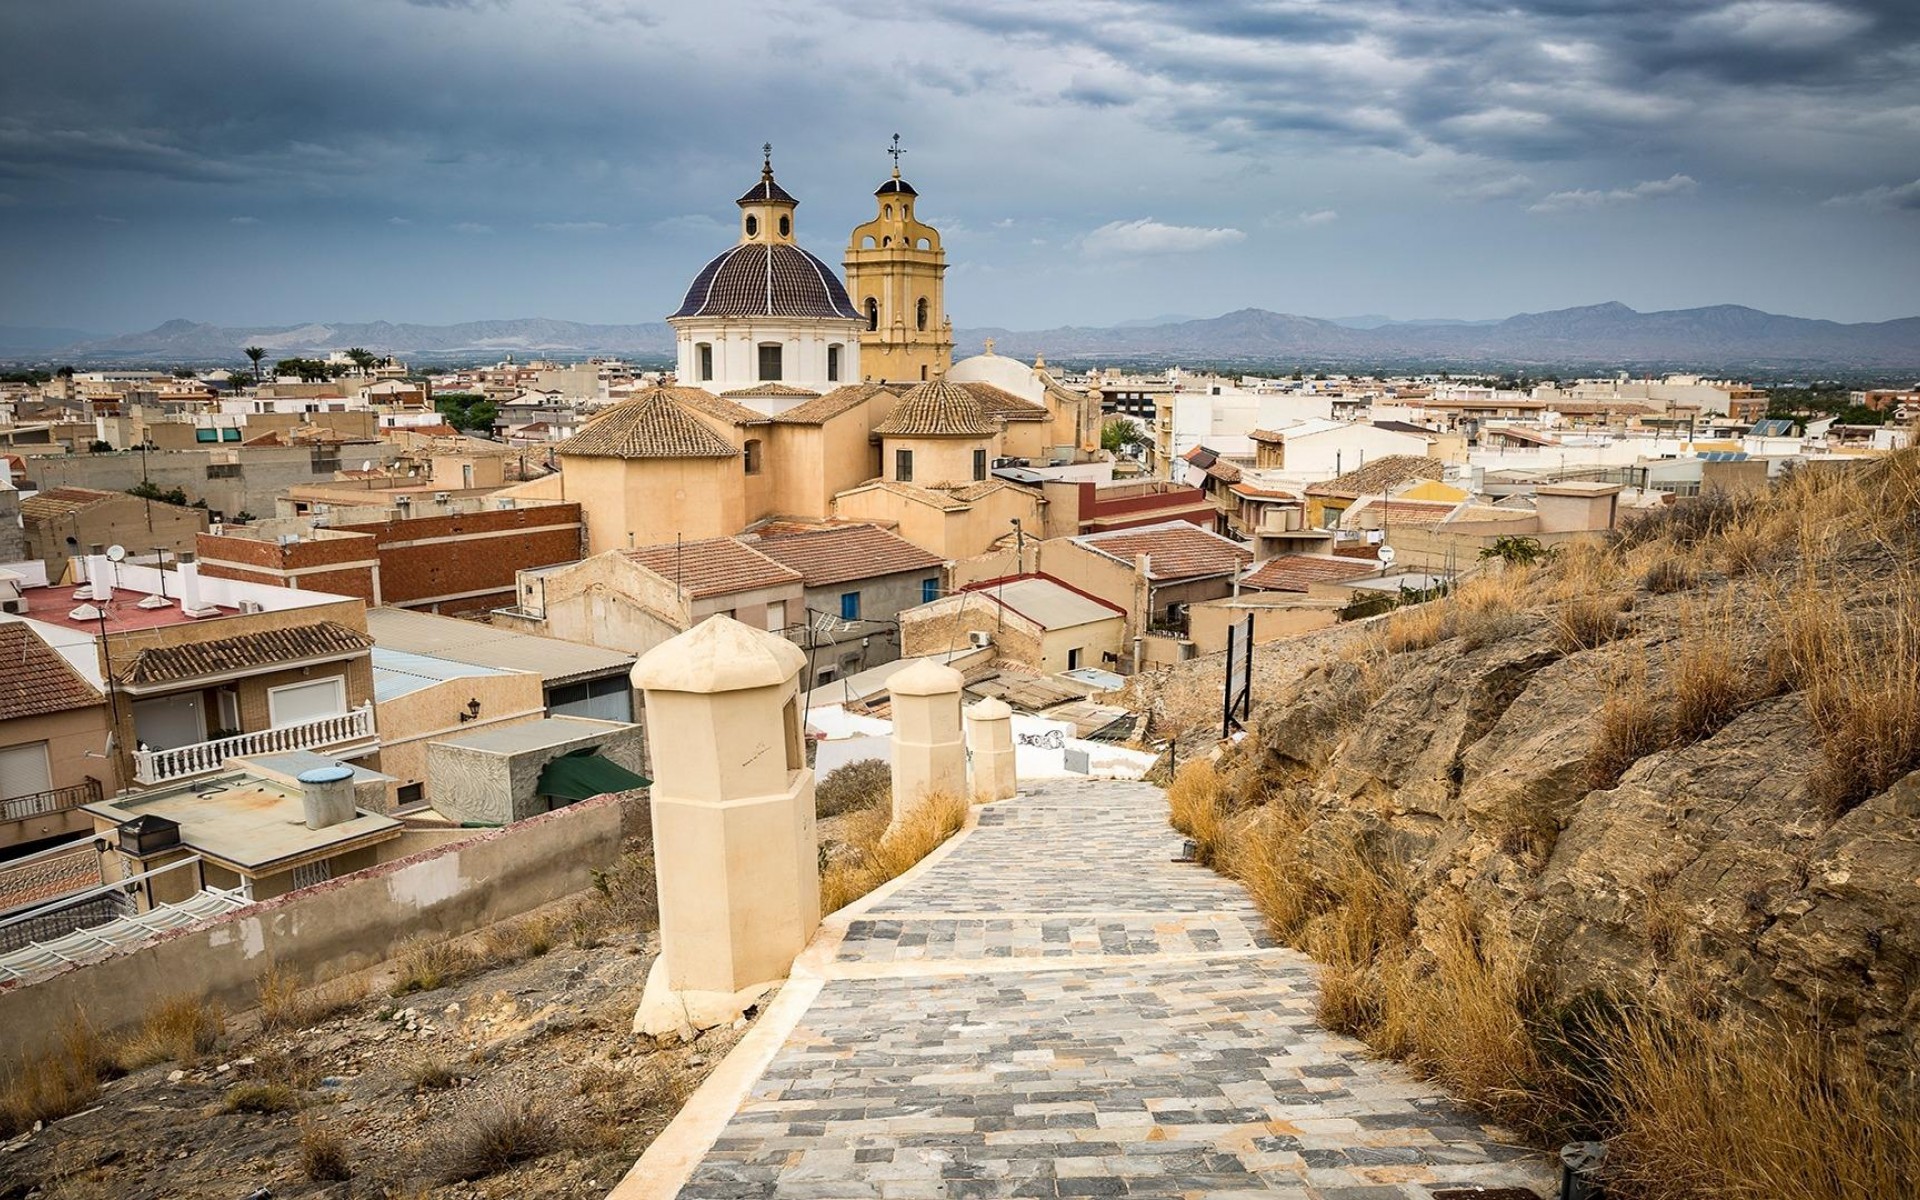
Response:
[[737, 143, 798, 245]]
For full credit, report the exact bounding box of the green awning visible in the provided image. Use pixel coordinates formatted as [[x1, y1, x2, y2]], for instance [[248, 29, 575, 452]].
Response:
[[536, 751, 651, 802]]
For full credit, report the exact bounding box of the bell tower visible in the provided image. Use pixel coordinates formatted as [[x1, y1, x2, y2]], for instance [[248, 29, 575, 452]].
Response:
[[844, 134, 953, 384]]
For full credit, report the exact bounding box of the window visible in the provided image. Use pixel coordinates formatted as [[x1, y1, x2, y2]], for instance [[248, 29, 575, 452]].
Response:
[[973, 448, 987, 481], [894, 448, 913, 482], [840, 591, 861, 620], [865, 297, 878, 331], [546, 675, 633, 722], [0, 742, 52, 802], [922, 577, 939, 603], [697, 343, 713, 381], [827, 344, 841, 382], [778, 215, 790, 237], [743, 438, 762, 475], [221, 428, 242, 442], [266, 676, 347, 727], [744, 214, 758, 237], [916, 297, 929, 331], [396, 782, 425, 809], [1068, 648, 1082, 671], [195, 428, 217, 443], [757, 343, 783, 381], [767, 600, 787, 631]]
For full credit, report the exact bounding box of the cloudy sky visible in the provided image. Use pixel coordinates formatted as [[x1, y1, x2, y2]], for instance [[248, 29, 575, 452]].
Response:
[[3, 0, 1917, 335]]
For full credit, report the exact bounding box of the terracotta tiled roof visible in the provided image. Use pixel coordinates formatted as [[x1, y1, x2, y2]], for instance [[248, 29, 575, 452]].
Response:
[[1229, 481, 1301, 499], [1240, 555, 1380, 593], [674, 389, 772, 428], [956, 382, 1047, 422], [1076, 521, 1253, 581], [624, 537, 801, 600], [1203, 460, 1243, 484], [721, 383, 820, 400], [21, 487, 119, 520], [0, 622, 103, 719], [872, 379, 998, 438], [117, 620, 374, 687], [772, 383, 898, 426], [1247, 428, 1289, 444], [842, 479, 970, 512], [554, 389, 740, 459], [1341, 498, 1459, 528], [745, 524, 942, 587], [948, 479, 1026, 503], [1305, 455, 1446, 498]]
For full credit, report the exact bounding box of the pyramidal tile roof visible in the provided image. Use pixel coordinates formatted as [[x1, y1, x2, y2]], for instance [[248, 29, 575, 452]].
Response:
[[624, 537, 800, 600], [872, 378, 998, 438], [1305, 454, 1446, 498], [0, 622, 103, 720], [772, 383, 898, 426], [956, 382, 1048, 422], [554, 388, 740, 459]]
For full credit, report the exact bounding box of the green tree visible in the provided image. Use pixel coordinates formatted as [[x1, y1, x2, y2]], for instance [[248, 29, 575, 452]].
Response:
[[345, 347, 377, 373], [244, 346, 265, 382], [1100, 417, 1149, 454]]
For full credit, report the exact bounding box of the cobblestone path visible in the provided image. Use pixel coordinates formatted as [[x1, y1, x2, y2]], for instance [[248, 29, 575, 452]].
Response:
[[636, 780, 1555, 1200]]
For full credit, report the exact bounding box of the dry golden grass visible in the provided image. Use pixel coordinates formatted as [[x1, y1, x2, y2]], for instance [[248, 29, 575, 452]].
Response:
[[430, 1095, 562, 1183], [116, 995, 224, 1070], [299, 1119, 353, 1181], [1551, 594, 1627, 652], [388, 935, 482, 998], [0, 1021, 112, 1138], [1383, 603, 1450, 653], [818, 789, 969, 915], [1587, 655, 1665, 789], [223, 1081, 300, 1114], [1600, 1008, 1920, 1200], [256, 964, 368, 1033], [1166, 759, 1224, 862]]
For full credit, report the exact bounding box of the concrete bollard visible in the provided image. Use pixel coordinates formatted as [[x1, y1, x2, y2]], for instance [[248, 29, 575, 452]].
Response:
[[964, 697, 1017, 802], [887, 659, 967, 827], [629, 616, 819, 1037]]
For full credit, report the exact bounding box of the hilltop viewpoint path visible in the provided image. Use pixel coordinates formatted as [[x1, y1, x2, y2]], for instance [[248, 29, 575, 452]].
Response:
[[612, 779, 1556, 1200]]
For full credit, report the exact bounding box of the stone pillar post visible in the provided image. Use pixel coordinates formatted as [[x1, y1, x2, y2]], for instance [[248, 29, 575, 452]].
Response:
[[887, 659, 967, 826], [630, 617, 819, 1037], [964, 697, 1017, 802]]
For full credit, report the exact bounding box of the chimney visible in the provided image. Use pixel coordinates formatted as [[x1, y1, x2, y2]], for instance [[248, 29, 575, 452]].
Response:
[[296, 765, 357, 830], [88, 544, 113, 603], [176, 551, 216, 617]]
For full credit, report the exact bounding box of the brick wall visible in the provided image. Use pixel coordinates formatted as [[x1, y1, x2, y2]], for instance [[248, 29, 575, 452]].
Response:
[[343, 504, 584, 613]]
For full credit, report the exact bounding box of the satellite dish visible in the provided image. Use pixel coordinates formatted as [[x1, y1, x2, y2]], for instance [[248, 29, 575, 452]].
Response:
[[361, 461, 373, 473], [1378, 544, 1397, 566], [105, 545, 126, 562]]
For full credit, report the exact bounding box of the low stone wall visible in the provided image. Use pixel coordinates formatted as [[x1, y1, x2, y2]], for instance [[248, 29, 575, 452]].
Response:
[[0, 793, 642, 1073]]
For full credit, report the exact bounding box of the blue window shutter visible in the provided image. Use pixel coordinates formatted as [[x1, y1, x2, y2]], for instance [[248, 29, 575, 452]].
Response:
[[922, 577, 938, 603], [840, 592, 860, 620]]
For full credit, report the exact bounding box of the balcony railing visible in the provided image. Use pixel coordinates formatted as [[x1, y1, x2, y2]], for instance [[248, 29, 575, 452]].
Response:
[[0, 778, 103, 823], [132, 703, 376, 786]]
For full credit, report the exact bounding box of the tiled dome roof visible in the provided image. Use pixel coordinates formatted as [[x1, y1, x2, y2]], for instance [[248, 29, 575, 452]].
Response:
[[875, 176, 918, 197], [872, 378, 998, 438], [737, 174, 797, 206], [670, 243, 861, 321], [554, 388, 740, 459]]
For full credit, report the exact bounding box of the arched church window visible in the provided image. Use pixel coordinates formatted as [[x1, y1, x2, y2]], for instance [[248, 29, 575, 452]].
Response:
[[862, 236, 876, 249], [827, 344, 842, 382], [696, 343, 713, 382], [884, 205, 893, 219], [865, 298, 878, 331], [745, 214, 758, 237], [916, 298, 929, 331], [779, 215, 790, 237], [917, 238, 931, 250], [882, 236, 891, 247]]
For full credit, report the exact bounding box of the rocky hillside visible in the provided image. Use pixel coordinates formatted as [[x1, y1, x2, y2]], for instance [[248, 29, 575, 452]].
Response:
[[1140, 451, 1919, 1196]]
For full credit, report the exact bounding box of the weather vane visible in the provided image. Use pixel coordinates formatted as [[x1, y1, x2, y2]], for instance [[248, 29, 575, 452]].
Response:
[[888, 133, 904, 174], [762, 142, 773, 173]]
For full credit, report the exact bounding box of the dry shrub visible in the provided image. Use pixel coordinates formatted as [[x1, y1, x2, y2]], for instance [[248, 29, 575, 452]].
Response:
[[1552, 595, 1626, 652], [257, 964, 367, 1033], [0, 1020, 113, 1137], [117, 995, 224, 1069], [1587, 658, 1664, 789], [1298, 841, 1417, 1036], [1600, 1008, 1920, 1200], [1384, 603, 1450, 653], [1217, 800, 1321, 943], [816, 758, 890, 818], [819, 789, 969, 914], [1668, 630, 1755, 746], [1640, 557, 1696, 595], [1482, 783, 1563, 863], [1165, 759, 1224, 862], [404, 1050, 462, 1092], [299, 1120, 353, 1181], [481, 910, 564, 964], [1775, 574, 1920, 818], [432, 1096, 562, 1183], [224, 1081, 300, 1114], [388, 936, 481, 998]]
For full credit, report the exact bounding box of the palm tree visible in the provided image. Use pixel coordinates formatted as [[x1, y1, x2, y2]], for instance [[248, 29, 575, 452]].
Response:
[[345, 347, 377, 373], [244, 346, 265, 382]]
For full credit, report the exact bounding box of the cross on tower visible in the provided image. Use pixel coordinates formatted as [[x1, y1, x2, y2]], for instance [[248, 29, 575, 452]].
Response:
[[762, 142, 773, 174], [887, 133, 904, 176]]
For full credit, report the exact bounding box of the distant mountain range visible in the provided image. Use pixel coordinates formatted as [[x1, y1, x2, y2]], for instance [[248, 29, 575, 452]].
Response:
[[5, 302, 1917, 372]]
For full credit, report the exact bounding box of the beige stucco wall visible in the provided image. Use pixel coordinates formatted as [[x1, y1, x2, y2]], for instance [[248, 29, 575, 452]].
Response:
[[1189, 597, 1345, 655], [884, 434, 993, 488], [25, 496, 209, 571], [0, 795, 635, 1073], [1033, 539, 1144, 634], [900, 592, 1043, 666], [374, 670, 547, 808], [0, 704, 113, 849], [561, 454, 744, 555], [1037, 616, 1126, 675]]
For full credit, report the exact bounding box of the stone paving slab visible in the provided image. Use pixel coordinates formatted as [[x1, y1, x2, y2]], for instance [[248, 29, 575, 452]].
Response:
[[650, 780, 1555, 1200]]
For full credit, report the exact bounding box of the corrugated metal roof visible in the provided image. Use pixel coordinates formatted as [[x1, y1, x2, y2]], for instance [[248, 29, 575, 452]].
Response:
[[372, 646, 519, 702], [966, 576, 1125, 630], [366, 608, 633, 687]]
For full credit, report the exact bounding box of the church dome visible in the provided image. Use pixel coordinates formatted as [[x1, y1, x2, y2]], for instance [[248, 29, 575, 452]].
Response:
[[875, 176, 918, 197], [670, 243, 861, 321]]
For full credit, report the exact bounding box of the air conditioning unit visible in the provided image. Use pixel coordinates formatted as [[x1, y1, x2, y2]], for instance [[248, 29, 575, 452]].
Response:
[[238, 600, 265, 614], [967, 630, 991, 649], [0, 598, 27, 615], [394, 494, 412, 506], [433, 491, 450, 502]]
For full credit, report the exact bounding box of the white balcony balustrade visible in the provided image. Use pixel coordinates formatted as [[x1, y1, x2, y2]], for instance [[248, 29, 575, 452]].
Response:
[[131, 703, 376, 786]]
